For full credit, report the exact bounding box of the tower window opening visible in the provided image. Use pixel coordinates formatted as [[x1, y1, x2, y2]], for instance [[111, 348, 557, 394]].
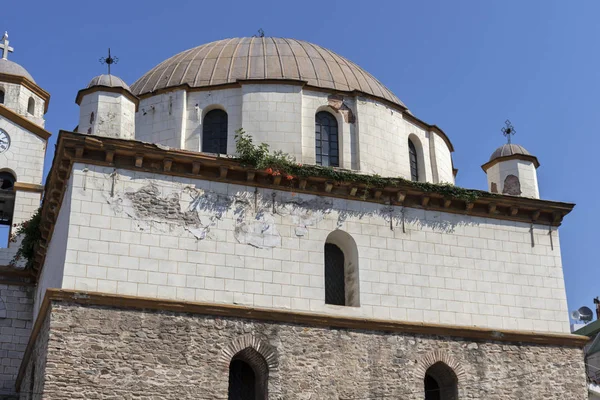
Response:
[[90, 112, 95, 124], [0, 171, 16, 248], [324, 230, 360, 307], [202, 109, 228, 154], [409, 139, 419, 181], [27, 97, 35, 115], [0, 89, 4, 104], [315, 111, 339, 167]]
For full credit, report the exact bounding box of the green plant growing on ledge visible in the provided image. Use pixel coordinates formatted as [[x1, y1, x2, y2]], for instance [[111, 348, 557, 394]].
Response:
[[234, 129, 484, 202], [10, 208, 41, 270]]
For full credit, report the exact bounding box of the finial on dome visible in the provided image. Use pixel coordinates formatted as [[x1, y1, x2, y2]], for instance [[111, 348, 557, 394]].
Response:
[[99, 48, 118, 75], [501, 119, 516, 144], [0, 31, 14, 60]]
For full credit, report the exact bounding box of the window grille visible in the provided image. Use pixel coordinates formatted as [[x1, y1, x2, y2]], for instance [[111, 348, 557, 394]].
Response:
[[409, 139, 419, 181], [202, 109, 228, 154], [315, 112, 339, 167]]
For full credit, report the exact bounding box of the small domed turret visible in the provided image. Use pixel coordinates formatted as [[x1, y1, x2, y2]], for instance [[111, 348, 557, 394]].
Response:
[[76, 72, 138, 139], [482, 143, 540, 199]]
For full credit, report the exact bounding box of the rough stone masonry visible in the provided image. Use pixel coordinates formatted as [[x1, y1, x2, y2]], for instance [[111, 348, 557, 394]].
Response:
[[19, 302, 587, 400]]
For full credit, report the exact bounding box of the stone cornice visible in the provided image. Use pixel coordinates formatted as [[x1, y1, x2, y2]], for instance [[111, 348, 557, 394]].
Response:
[[34, 131, 574, 277], [134, 79, 455, 153], [14, 288, 590, 389], [481, 153, 541, 171], [75, 86, 140, 111], [0, 73, 50, 114], [13, 182, 43, 193], [0, 104, 51, 140]]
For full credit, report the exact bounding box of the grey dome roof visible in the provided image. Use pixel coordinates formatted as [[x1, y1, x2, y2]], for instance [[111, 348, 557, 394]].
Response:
[[0, 59, 35, 82], [489, 143, 531, 161], [87, 74, 131, 91], [131, 37, 404, 107]]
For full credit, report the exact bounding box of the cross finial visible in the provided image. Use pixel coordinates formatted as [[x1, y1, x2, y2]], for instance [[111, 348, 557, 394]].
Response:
[[253, 28, 265, 38], [501, 119, 516, 144], [99, 48, 118, 75], [0, 32, 14, 60]]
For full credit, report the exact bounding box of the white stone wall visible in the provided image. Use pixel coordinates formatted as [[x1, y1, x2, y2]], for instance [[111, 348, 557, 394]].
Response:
[[183, 88, 242, 153], [0, 81, 45, 127], [39, 163, 569, 333], [0, 118, 46, 184], [486, 159, 540, 198], [77, 92, 136, 139], [132, 85, 454, 183], [135, 90, 186, 147]]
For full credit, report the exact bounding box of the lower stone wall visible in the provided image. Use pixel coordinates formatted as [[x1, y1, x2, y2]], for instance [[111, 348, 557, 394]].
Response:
[[25, 302, 587, 399], [0, 283, 33, 397]]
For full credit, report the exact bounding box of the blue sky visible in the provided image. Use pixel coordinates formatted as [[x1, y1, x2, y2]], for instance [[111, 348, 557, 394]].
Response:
[[4, 0, 599, 319]]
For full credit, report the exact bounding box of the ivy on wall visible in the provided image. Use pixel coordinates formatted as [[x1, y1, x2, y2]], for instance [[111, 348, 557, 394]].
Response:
[[10, 208, 41, 270], [235, 129, 484, 202]]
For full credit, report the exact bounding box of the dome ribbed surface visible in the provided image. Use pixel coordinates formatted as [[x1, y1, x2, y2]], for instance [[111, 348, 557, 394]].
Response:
[[131, 37, 404, 107], [87, 74, 131, 91], [489, 144, 531, 161], [0, 59, 35, 82]]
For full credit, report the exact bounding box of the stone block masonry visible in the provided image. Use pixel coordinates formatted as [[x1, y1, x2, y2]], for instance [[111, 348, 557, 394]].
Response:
[[0, 284, 33, 397], [39, 163, 571, 333], [20, 301, 587, 399]]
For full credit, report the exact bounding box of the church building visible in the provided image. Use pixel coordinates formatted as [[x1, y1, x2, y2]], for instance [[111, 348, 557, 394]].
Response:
[[0, 34, 589, 399]]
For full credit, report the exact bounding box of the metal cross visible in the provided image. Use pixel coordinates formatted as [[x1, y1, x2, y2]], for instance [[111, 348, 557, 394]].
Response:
[[99, 48, 118, 75], [501, 119, 516, 144], [0, 32, 14, 60]]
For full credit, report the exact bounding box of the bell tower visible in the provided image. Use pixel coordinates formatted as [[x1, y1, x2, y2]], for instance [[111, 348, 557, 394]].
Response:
[[0, 32, 50, 263]]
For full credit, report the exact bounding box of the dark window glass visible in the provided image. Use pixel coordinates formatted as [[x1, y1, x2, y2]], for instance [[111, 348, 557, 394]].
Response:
[[90, 112, 95, 124], [315, 112, 339, 167], [324, 243, 345, 305], [424, 374, 441, 400], [202, 109, 228, 154], [409, 139, 419, 181], [228, 359, 256, 400], [0, 90, 4, 104]]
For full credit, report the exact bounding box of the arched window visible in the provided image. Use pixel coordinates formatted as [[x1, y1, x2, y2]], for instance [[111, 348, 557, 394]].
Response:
[[424, 362, 458, 400], [202, 109, 228, 154], [90, 112, 95, 124], [27, 97, 35, 115], [324, 230, 359, 306], [228, 348, 268, 400], [409, 139, 419, 181], [315, 111, 339, 167], [0, 89, 4, 104]]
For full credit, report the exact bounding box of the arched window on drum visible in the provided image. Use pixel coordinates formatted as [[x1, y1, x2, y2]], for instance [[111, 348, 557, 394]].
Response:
[[315, 111, 339, 167], [202, 109, 228, 154]]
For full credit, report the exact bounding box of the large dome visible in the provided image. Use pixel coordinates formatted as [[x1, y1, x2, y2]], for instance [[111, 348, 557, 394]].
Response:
[[131, 37, 404, 107]]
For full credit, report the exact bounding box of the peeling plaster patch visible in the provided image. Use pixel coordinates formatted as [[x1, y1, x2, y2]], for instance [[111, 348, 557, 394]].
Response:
[[277, 196, 333, 237], [128, 185, 200, 225], [235, 210, 281, 248]]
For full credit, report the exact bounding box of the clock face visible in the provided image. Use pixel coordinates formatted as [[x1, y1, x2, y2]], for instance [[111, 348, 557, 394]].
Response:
[[0, 130, 9, 153]]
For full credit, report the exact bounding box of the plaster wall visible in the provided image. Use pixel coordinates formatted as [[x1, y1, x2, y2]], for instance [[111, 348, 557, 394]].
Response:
[[486, 159, 540, 198], [0, 82, 45, 127], [132, 85, 454, 182], [77, 92, 136, 139], [42, 163, 571, 333]]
